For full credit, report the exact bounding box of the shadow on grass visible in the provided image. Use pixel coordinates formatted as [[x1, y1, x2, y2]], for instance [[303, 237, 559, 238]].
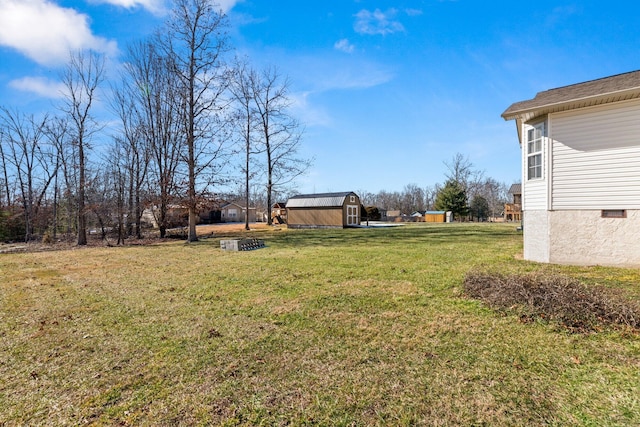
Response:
[[250, 223, 521, 250]]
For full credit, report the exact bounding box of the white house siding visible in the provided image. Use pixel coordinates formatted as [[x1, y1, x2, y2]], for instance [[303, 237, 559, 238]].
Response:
[[523, 181, 548, 211], [549, 210, 640, 266], [551, 99, 640, 210], [521, 122, 549, 211], [523, 210, 550, 263]]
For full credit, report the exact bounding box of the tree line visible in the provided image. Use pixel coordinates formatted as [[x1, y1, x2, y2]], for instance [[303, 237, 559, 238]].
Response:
[[360, 153, 513, 221], [0, 0, 309, 244]]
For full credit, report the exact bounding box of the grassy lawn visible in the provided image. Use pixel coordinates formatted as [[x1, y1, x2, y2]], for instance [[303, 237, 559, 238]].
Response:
[[1, 223, 640, 425]]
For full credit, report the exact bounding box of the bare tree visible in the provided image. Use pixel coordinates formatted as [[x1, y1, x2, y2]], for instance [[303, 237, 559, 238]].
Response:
[[424, 185, 439, 211], [444, 152, 484, 193], [59, 50, 106, 245], [0, 127, 13, 208], [0, 108, 57, 241], [373, 190, 402, 212], [163, 0, 231, 242], [402, 183, 425, 213], [476, 177, 508, 220], [104, 138, 130, 244], [357, 189, 376, 207], [229, 58, 261, 230], [85, 166, 110, 240], [110, 73, 150, 239], [120, 40, 185, 238], [45, 116, 77, 238], [251, 65, 310, 225]]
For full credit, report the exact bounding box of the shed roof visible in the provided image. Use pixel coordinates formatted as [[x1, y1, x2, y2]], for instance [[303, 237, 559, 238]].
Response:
[[502, 70, 640, 122], [508, 183, 521, 195], [286, 192, 356, 208]]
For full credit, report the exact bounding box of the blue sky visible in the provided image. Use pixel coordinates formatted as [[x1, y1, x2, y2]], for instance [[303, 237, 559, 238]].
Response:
[[1, 1, 640, 195]]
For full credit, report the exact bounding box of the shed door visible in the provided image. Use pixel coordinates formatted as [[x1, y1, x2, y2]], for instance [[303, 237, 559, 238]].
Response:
[[346, 205, 359, 226]]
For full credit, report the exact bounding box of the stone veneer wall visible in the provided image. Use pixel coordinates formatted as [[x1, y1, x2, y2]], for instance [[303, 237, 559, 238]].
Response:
[[548, 210, 640, 267], [523, 210, 550, 263]]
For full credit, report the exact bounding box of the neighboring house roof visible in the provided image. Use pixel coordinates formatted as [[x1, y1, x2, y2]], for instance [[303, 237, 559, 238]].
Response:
[[286, 192, 356, 209], [508, 183, 521, 195], [502, 70, 640, 122], [221, 202, 253, 210]]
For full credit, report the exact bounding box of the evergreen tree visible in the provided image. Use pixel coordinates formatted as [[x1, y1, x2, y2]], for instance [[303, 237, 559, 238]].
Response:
[[470, 194, 490, 221], [434, 179, 468, 221]]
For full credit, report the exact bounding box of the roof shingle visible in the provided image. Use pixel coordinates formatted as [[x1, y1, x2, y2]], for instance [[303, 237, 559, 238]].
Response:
[[502, 70, 640, 121]]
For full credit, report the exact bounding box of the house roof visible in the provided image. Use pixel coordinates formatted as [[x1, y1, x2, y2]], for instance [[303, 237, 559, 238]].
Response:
[[508, 183, 521, 195], [502, 70, 640, 123], [221, 202, 254, 210], [286, 192, 357, 209]]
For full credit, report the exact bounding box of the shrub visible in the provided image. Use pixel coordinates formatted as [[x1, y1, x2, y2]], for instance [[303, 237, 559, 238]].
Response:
[[464, 270, 640, 333], [0, 208, 26, 242]]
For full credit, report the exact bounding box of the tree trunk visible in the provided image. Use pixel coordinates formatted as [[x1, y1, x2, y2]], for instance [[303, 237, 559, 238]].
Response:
[[77, 142, 87, 245], [244, 137, 250, 231]]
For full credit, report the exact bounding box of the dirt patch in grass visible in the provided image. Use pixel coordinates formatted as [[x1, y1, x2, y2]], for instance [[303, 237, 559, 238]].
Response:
[[0, 222, 275, 253], [464, 270, 640, 333]]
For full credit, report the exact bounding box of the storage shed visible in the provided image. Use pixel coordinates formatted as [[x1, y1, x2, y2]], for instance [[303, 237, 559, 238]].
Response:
[[424, 211, 447, 223], [286, 192, 361, 229]]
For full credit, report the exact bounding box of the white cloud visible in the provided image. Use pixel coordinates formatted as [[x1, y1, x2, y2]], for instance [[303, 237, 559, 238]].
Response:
[[216, 0, 241, 13], [354, 8, 405, 35], [90, 0, 241, 15], [88, 0, 167, 14], [271, 52, 394, 93], [315, 61, 394, 91], [334, 38, 354, 54], [0, 0, 118, 65], [8, 76, 66, 98], [289, 91, 331, 127]]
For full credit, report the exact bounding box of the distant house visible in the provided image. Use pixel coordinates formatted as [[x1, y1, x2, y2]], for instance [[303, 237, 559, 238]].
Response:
[[410, 211, 425, 219], [286, 192, 361, 229], [142, 204, 188, 228], [386, 210, 402, 222], [198, 199, 224, 224], [504, 183, 522, 222], [220, 202, 256, 223], [502, 70, 640, 266]]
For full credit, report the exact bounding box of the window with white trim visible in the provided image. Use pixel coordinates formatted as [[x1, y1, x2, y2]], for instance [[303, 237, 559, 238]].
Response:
[[526, 123, 543, 180]]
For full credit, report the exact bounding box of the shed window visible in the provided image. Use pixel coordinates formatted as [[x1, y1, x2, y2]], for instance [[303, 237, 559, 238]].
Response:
[[350, 195, 355, 203], [526, 123, 543, 180], [602, 210, 626, 218]]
